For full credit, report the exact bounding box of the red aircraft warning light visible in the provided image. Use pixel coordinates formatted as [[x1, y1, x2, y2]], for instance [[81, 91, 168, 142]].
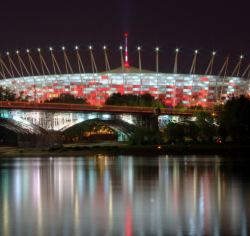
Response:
[[124, 32, 130, 68]]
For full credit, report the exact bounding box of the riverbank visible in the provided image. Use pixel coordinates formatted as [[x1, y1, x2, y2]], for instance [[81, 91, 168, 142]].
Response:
[[0, 143, 250, 157]]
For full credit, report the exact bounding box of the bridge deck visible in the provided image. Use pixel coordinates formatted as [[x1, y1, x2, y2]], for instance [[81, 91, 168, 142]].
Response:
[[0, 101, 211, 116]]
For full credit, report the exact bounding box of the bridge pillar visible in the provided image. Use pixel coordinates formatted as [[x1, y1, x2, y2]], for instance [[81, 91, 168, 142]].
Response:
[[135, 114, 159, 131]]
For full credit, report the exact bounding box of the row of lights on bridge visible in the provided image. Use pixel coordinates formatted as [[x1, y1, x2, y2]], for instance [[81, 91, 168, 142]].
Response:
[[5, 47, 244, 59]]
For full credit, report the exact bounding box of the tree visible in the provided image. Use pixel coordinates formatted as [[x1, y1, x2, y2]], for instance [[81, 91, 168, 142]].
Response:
[[218, 95, 250, 142], [184, 121, 199, 142], [195, 111, 216, 142], [129, 127, 161, 145], [45, 93, 88, 104], [163, 122, 185, 143], [0, 86, 16, 101], [16, 91, 29, 101]]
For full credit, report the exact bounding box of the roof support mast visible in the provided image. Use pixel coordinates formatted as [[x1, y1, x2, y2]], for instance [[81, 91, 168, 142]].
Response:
[[49, 47, 61, 75], [137, 46, 142, 72], [120, 46, 124, 71], [173, 48, 179, 74], [218, 56, 229, 103], [6, 52, 21, 77], [27, 51, 40, 75], [38, 48, 50, 75], [16, 51, 30, 76], [231, 55, 244, 77], [62, 47, 73, 74], [103, 46, 111, 72], [205, 51, 216, 75], [0, 55, 13, 78], [155, 47, 159, 73], [75, 46, 85, 91], [190, 50, 198, 74], [89, 46, 98, 73], [242, 63, 250, 79], [75, 46, 85, 74]]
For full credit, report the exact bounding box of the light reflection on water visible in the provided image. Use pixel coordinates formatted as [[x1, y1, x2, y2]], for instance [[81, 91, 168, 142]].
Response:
[[0, 155, 249, 235]]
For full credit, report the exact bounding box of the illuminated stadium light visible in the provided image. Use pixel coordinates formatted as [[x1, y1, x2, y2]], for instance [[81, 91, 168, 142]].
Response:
[[119, 46, 123, 50], [75, 46, 79, 50], [89, 46, 92, 50], [62, 46, 65, 51], [212, 51, 216, 56], [16, 50, 19, 54], [240, 55, 244, 59], [26, 49, 30, 53], [6, 52, 10, 56], [194, 50, 198, 54], [155, 47, 159, 52], [49, 47, 53, 51], [103, 45, 107, 50], [137, 46, 141, 51], [37, 48, 41, 52], [175, 48, 179, 53]]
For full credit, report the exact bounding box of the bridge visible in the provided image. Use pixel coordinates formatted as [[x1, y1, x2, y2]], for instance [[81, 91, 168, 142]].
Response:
[[0, 101, 213, 131], [0, 101, 212, 146]]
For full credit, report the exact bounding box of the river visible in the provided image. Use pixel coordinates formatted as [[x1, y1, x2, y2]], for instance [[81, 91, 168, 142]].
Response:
[[0, 155, 249, 235]]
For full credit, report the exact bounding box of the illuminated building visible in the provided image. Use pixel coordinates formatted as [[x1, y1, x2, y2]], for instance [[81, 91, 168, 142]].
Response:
[[0, 68, 247, 107], [0, 35, 248, 107]]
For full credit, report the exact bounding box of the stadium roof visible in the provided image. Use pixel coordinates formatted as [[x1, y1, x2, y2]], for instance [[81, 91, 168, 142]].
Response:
[[109, 66, 153, 73]]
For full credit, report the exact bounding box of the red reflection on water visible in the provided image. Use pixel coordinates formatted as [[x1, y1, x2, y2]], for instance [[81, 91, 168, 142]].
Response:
[[125, 201, 132, 236]]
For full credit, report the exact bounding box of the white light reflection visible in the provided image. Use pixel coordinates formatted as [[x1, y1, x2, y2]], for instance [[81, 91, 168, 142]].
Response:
[[2, 170, 10, 236], [199, 180, 205, 235], [108, 175, 113, 234]]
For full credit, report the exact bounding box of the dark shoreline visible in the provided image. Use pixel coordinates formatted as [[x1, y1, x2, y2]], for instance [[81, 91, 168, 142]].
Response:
[[0, 143, 250, 157]]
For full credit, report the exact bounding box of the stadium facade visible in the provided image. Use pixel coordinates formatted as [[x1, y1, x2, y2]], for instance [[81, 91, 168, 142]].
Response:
[[0, 67, 247, 107]]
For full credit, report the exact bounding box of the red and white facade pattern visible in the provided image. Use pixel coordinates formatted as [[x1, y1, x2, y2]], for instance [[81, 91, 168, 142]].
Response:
[[0, 72, 247, 107]]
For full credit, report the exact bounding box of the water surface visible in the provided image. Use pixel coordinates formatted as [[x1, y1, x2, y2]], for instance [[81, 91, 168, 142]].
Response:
[[0, 155, 249, 235]]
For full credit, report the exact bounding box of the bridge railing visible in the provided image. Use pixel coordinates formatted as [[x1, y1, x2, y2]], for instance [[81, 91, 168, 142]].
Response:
[[0, 101, 214, 115]]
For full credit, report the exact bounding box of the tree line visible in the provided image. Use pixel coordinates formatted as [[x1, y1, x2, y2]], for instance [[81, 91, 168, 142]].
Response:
[[105, 93, 164, 107], [129, 95, 250, 145]]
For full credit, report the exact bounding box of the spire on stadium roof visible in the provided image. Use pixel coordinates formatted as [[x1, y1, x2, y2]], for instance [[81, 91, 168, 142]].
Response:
[[124, 32, 130, 68]]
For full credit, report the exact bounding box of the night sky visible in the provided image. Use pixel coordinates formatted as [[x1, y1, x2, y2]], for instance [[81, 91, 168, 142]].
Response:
[[0, 0, 249, 73]]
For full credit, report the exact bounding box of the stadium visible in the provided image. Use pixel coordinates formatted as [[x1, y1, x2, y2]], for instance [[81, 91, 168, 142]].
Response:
[[0, 34, 249, 107]]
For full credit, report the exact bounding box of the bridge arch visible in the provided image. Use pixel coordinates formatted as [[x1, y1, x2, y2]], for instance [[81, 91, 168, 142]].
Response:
[[0, 117, 60, 147], [63, 118, 136, 142]]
